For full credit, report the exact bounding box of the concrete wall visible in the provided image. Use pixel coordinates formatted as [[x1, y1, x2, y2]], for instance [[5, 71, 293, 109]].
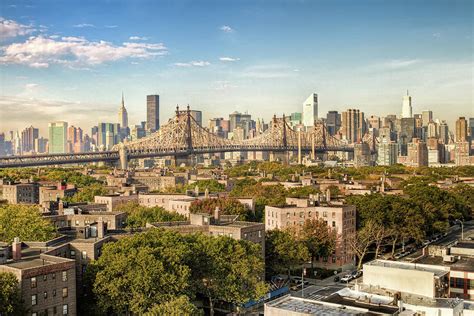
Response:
[[363, 263, 436, 298]]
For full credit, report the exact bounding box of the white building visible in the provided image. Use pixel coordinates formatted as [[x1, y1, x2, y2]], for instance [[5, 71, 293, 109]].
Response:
[[303, 93, 318, 127], [377, 137, 398, 166], [402, 90, 413, 118]]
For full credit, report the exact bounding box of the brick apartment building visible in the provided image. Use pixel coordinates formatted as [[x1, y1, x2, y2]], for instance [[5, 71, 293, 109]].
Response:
[[265, 204, 356, 268]]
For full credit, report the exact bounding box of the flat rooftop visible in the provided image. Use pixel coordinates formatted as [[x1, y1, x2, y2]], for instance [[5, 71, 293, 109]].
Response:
[[266, 295, 377, 315], [414, 255, 474, 272], [366, 260, 449, 277]]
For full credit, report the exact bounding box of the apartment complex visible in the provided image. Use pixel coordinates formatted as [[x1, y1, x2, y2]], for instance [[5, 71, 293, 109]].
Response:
[[265, 204, 356, 267]]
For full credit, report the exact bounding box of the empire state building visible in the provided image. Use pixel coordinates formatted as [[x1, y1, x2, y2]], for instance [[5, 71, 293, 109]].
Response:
[[118, 92, 128, 129]]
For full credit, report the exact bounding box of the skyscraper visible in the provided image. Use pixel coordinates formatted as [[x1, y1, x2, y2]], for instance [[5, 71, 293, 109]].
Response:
[[302, 93, 318, 127], [341, 109, 365, 143], [401, 90, 413, 118], [421, 110, 433, 126], [377, 136, 398, 166], [48, 121, 68, 153], [97, 123, 120, 150], [326, 111, 341, 136], [147, 95, 160, 132], [21, 125, 39, 153], [455, 117, 468, 142], [118, 93, 128, 129], [438, 121, 449, 144]]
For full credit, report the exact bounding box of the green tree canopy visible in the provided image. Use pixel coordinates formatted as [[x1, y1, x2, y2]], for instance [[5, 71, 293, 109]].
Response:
[[115, 201, 186, 229], [145, 296, 202, 316], [0, 272, 25, 316], [189, 197, 250, 220], [0, 205, 56, 242], [64, 183, 108, 203], [184, 180, 226, 193]]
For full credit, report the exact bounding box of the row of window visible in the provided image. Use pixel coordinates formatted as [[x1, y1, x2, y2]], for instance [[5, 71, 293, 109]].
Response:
[[450, 277, 474, 289], [32, 287, 68, 305], [31, 271, 67, 288], [31, 304, 68, 316]]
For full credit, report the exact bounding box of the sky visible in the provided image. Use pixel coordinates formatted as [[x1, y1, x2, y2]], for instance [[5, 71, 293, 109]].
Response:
[[0, 0, 473, 136]]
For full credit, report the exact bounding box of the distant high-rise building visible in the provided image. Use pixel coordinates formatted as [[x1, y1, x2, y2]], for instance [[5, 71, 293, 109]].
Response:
[[438, 121, 449, 144], [406, 138, 428, 167], [190, 110, 202, 126], [326, 111, 341, 136], [426, 121, 438, 139], [97, 123, 120, 150], [67, 126, 83, 153], [455, 117, 468, 142], [147, 94, 160, 132], [48, 121, 68, 153], [290, 112, 302, 127], [34, 137, 48, 154], [302, 93, 318, 127], [377, 136, 398, 166], [421, 110, 433, 126], [401, 90, 413, 118], [118, 93, 128, 129], [341, 109, 365, 143], [354, 142, 371, 167], [229, 111, 253, 138], [21, 125, 39, 153], [367, 116, 381, 130], [396, 117, 415, 156], [0, 133, 5, 157], [469, 118, 474, 138]]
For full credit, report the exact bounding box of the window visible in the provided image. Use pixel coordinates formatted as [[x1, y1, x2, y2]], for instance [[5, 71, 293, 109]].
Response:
[[299, 212, 303, 218], [43, 275, 47, 281], [53, 289, 56, 297], [62, 287, 68, 298], [286, 212, 290, 219], [258, 231, 262, 238], [332, 221, 336, 227], [81, 251, 87, 260], [62, 271, 67, 282], [31, 277, 37, 288], [32, 313, 37, 316], [229, 233, 233, 238], [53, 306, 57, 314], [323, 212, 327, 217], [70, 250, 75, 258], [44, 291, 48, 299], [75, 220, 79, 226], [32, 294, 37, 306], [62, 304, 68, 315]]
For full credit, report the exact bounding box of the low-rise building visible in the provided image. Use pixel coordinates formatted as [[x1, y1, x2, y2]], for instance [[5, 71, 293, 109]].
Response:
[[39, 182, 77, 204], [2, 180, 40, 204], [0, 238, 77, 316], [94, 193, 138, 212]]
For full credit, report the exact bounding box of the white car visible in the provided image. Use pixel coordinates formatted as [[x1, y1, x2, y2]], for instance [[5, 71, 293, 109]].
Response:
[[340, 274, 353, 283]]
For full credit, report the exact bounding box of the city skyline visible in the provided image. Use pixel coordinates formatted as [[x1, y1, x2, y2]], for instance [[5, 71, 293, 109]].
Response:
[[1, 0, 473, 134]]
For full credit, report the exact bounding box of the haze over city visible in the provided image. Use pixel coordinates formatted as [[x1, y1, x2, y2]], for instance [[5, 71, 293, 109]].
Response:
[[1, 0, 473, 134]]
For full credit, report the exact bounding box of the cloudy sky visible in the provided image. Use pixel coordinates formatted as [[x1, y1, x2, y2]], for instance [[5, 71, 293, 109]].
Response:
[[0, 0, 472, 136]]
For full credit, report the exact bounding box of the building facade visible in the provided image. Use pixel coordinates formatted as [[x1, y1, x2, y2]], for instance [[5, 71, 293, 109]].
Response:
[[146, 94, 160, 132]]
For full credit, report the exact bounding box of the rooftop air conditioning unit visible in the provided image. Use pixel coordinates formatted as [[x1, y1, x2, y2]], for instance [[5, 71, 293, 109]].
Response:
[[443, 255, 456, 263]]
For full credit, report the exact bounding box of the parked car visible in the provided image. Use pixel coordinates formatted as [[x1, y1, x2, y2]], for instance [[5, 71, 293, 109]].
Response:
[[333, 276, 340, 282], [340, 274, 353, 283], [351, 270, 363, 278]]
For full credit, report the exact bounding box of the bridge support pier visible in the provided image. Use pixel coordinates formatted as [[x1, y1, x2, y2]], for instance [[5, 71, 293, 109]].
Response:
[[119, 144, 128, 170]]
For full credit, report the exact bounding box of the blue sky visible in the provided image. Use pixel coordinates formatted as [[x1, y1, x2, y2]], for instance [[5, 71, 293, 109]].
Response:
[[0, 0, 472, 135]]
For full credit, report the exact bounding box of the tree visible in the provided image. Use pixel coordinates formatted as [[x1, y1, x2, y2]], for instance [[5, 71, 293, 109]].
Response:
[[287, 186, 321, 199], [349, 219, 382, 270], [145, 296, 202, 315], [65, 183, 107, 203], [189, 198, 250, 220], [0, 205, 56, 242], [184, 180, 225, 193], [90, 229, 193, 314], [0, 272, 25, 316], [289, 218, 337, 273], [115, 202, 186, 229], [265, 229, 310, 280], [188, 234, 267, 316]]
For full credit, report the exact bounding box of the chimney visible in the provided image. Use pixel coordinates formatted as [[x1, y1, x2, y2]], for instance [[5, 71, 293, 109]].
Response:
[[204, 188, 209, 198], [97, 217, 105, 238], [214, 206, 220, 223], [326, 188, 331, 203], [12, 237, 22, 260], [58, 200, 64, 215], [194, 185, 199, 197]]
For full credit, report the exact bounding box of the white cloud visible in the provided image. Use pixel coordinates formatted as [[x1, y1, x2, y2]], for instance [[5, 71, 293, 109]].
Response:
[[73, 23, 95, 28], [213, 81, 238, 91], [383, 59, 421, 69], [25, 83, 39, 89], [0, 17, 35, 39], [105, 25, 118, 28], [129, 36, 148, 41], [220, 25, 234, 33], [219, 57, 240, 62], [432, 32, 441, 38], [0, 35, 168, 68], [173, 60, 211, 67]]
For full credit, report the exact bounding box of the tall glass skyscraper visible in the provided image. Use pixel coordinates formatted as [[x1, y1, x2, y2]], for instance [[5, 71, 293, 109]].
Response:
[[302, 93, 318, 127], [48, 121, 68, 153], [147, 95, 160, 132]]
